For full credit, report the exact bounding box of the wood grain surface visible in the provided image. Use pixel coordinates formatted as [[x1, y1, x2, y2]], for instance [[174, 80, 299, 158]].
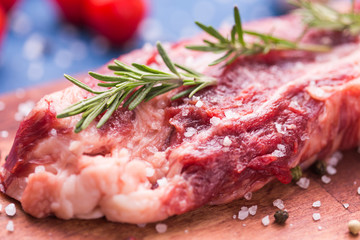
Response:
[[0, 82, 360, 240]]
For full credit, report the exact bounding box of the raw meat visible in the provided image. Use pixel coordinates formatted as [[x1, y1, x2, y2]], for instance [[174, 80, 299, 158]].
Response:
[[1, 12, 360, 224]]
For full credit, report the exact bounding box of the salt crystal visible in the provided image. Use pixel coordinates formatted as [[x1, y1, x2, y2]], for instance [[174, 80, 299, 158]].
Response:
[[277, 144, 286, 152], [357, 187, 360, 195], [224, 110, 239, 119], [137, 223, 146, 228], [313, 213, 321, 221], [300, 134, 310, 141], [262, 215, 270, 226], [157, 178, 167, 187], [238, 209, 249, 220], [290, 223, 294, 227], [275, 123, 287, 134], [5, 203, 16, 216], [0, 204, 2, 212], [223, 136, 232, 146], [272, 150, 285, 158], [318, 226, 322, 231], [312, 201, 321, 208], [343, 203, 349, 209], [50, 129, 57, 136], [238, 206, 249, 220], [35, 165, 45, 173], [184, 229, 189, 234], [0, 131, 9, 138], [249, 205, 257, 216], [244, 192, 252, 200], [273, 199, 285, 210], [242, 223, 246, 227], [155, 223, 167, 233], [184, 127, 197, 137], [195, 100, 204, 108], [328, 151, 343, 166], [145, 168, 155, 177], [15, 100, 35, 121], [321, 175, 331, 184], [326, 165, 337, 175], [0, 101, 5, 111], [296, 177, 310, 189], [6, 220, 14, 232], [210, 117, 221, 126], [232, 214, 237, 219]]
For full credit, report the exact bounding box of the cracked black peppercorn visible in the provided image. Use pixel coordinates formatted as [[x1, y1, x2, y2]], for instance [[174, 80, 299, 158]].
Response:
[[312, 160, 327, 175], [274, 210, 289, 224]]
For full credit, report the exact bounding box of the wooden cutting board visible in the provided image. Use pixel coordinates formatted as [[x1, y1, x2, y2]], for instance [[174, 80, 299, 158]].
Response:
[[0, 82, 360, 240]]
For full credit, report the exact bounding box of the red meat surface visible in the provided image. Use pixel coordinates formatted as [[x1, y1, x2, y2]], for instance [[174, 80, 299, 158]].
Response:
[[1, 11, 360, 223]]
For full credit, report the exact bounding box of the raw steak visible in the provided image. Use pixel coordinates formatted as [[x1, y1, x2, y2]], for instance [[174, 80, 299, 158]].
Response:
[[1, 12, 360, 224]]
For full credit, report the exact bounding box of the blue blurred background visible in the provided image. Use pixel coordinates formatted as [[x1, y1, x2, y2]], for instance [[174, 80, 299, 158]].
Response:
[[0, 0, 285, 94]]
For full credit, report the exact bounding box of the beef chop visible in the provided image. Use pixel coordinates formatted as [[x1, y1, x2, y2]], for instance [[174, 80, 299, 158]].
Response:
[[1, 12, 360, 223]]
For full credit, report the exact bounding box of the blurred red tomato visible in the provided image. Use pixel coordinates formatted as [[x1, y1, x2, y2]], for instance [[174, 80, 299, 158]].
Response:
[[84, 0, 146, 45], [52, 0, 84, 25], [0, 0, 17, 13], [0, 7, 6, 47]]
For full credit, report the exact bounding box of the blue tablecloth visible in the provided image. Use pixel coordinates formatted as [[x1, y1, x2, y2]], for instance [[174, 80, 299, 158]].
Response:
[[0, 0, 284, 94]]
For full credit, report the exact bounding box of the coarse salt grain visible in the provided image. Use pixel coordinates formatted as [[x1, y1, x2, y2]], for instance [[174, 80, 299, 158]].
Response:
[[137, 223, 146, 228], [321, 175, 331, 184], [0, 204, 2, 212], [0, 131, 9, 138], [343, 203, 349, 209], [326, 165, 337, 175], [34, 165, 45, 173], [358, 187, 360, 195], [232, 214, 237, 219], [184, 229, 189, 234], [238, 208, 249, 220], [0, 101, 5, 111], [244, 192, 252, 200], [313, 213, 321, 221], [184, 127, 197, 138], [318, 226, 322, 231], [273, 199, 285, 210], [328, 151, 343, 166], [223, 136, 232, 146], [49, 129, 57, 136], [157, 178, 167, 187], [242, 223, 246, 227], [296, 177, 310, 189], [210, 117, 221, 126], [145, 168, 155, 177], [224, 110, 239, 119], [155, 223, 167, 233], [5, 203, 16, 217], [6, 220, 14, 232], [312, 201, 321, 208], [249, 205, 257, 216], [262, 215, 270, 226], [195, 100, 204, 108]]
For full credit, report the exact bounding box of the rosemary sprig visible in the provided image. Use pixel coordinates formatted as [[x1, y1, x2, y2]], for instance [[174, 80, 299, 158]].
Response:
[[186, 6, 330, 66], [57, 42, 216, 133], [290, 0, 360, 36]]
